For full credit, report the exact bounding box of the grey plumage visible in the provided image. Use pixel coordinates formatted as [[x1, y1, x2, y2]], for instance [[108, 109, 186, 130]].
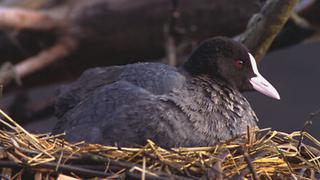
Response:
[[53, 62, 258, 147]]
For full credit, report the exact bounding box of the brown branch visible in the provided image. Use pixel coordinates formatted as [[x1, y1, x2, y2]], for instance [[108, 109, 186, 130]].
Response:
[[0, 62, 20, 86], [297, 0, 320, 44], [237, 0, 299, 62], [14, 36, 77, 78], [0, 36, 77, 86], [0, 7, 76, 86], [164, 0, 180, 66], [165, 34, 177, 66], [243, 152, 258, 180], [0, 7, 58, 31]]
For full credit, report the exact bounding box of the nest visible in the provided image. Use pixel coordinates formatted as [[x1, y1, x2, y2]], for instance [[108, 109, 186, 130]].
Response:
[[0, 109, 319, 179]]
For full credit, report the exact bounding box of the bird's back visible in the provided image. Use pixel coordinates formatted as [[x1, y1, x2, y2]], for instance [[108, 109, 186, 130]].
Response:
[[55, 63, 186, 117]]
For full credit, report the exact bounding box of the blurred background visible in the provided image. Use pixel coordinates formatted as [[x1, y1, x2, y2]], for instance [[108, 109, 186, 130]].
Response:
[[0, 0, 319, 138]]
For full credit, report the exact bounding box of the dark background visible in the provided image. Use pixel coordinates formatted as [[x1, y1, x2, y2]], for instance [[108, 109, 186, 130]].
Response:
[[246, 41, 320, 138]]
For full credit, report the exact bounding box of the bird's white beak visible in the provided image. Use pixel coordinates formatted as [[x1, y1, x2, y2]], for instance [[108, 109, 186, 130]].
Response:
[[248, 53, 280, 100]]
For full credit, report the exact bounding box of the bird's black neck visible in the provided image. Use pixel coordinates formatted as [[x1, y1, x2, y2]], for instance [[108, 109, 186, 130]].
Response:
[[183, 57, 218, 77], [181, 62, 236, 92]]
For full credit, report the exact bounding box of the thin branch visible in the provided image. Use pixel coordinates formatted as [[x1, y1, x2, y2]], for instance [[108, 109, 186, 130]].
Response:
[[164, 0, 180, 66], [14, 36, 77, 78], [237, 0, 299, 62], [0, 160, 111, 177], [297, 108, 320, 150], [0, 62, 21, 86], [243, 150, 258, 180], [274, 145, 295, 176], [295, 0, 316, 12], [0, 7, 58, 31], [0, 36, 77, 86]]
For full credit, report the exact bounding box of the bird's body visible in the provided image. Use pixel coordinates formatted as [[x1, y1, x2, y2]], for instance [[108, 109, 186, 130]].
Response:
[[53, 37, 279, 147], [54, 63, 258, 147]]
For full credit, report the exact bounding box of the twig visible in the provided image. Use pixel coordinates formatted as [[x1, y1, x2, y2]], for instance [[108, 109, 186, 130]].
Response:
[[295, 0, 317, 13], [142, 156, 146, 180], [274, 145, 295, 176], [125, 170, 189, 180], [291, 12, 312, 29], [164, 0, 180, 66], [56, 149, 64, 171], [0, 36, 77, 86], [297, 108, 320, 151], [247, 126, 251, 145], [14, 36, 77, 78], [243, 150, 258, 180], [0, 62, 21, 86], [0, 160, 111, 177], [237, 0, 299, 62]]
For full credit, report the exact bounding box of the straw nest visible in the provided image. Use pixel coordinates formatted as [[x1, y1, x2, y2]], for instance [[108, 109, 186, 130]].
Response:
[[0, 109, 319, 180]]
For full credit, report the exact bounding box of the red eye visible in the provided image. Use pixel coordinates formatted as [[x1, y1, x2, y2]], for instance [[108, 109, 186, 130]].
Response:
[[235, 59, 244, 69]]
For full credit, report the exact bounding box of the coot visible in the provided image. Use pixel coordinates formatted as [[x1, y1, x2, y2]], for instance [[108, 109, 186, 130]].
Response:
[[53, 37, 280, 147]]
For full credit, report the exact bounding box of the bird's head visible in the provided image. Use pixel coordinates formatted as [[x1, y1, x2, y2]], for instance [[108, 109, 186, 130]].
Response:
[[184, 37, 280, 100]]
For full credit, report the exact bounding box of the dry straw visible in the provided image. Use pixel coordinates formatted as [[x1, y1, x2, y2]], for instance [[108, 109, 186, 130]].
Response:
[[0, 109, 319, 179]]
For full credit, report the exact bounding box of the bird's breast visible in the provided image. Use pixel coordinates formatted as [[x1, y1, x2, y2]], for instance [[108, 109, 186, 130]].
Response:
[[163, 76, 258, 145]]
